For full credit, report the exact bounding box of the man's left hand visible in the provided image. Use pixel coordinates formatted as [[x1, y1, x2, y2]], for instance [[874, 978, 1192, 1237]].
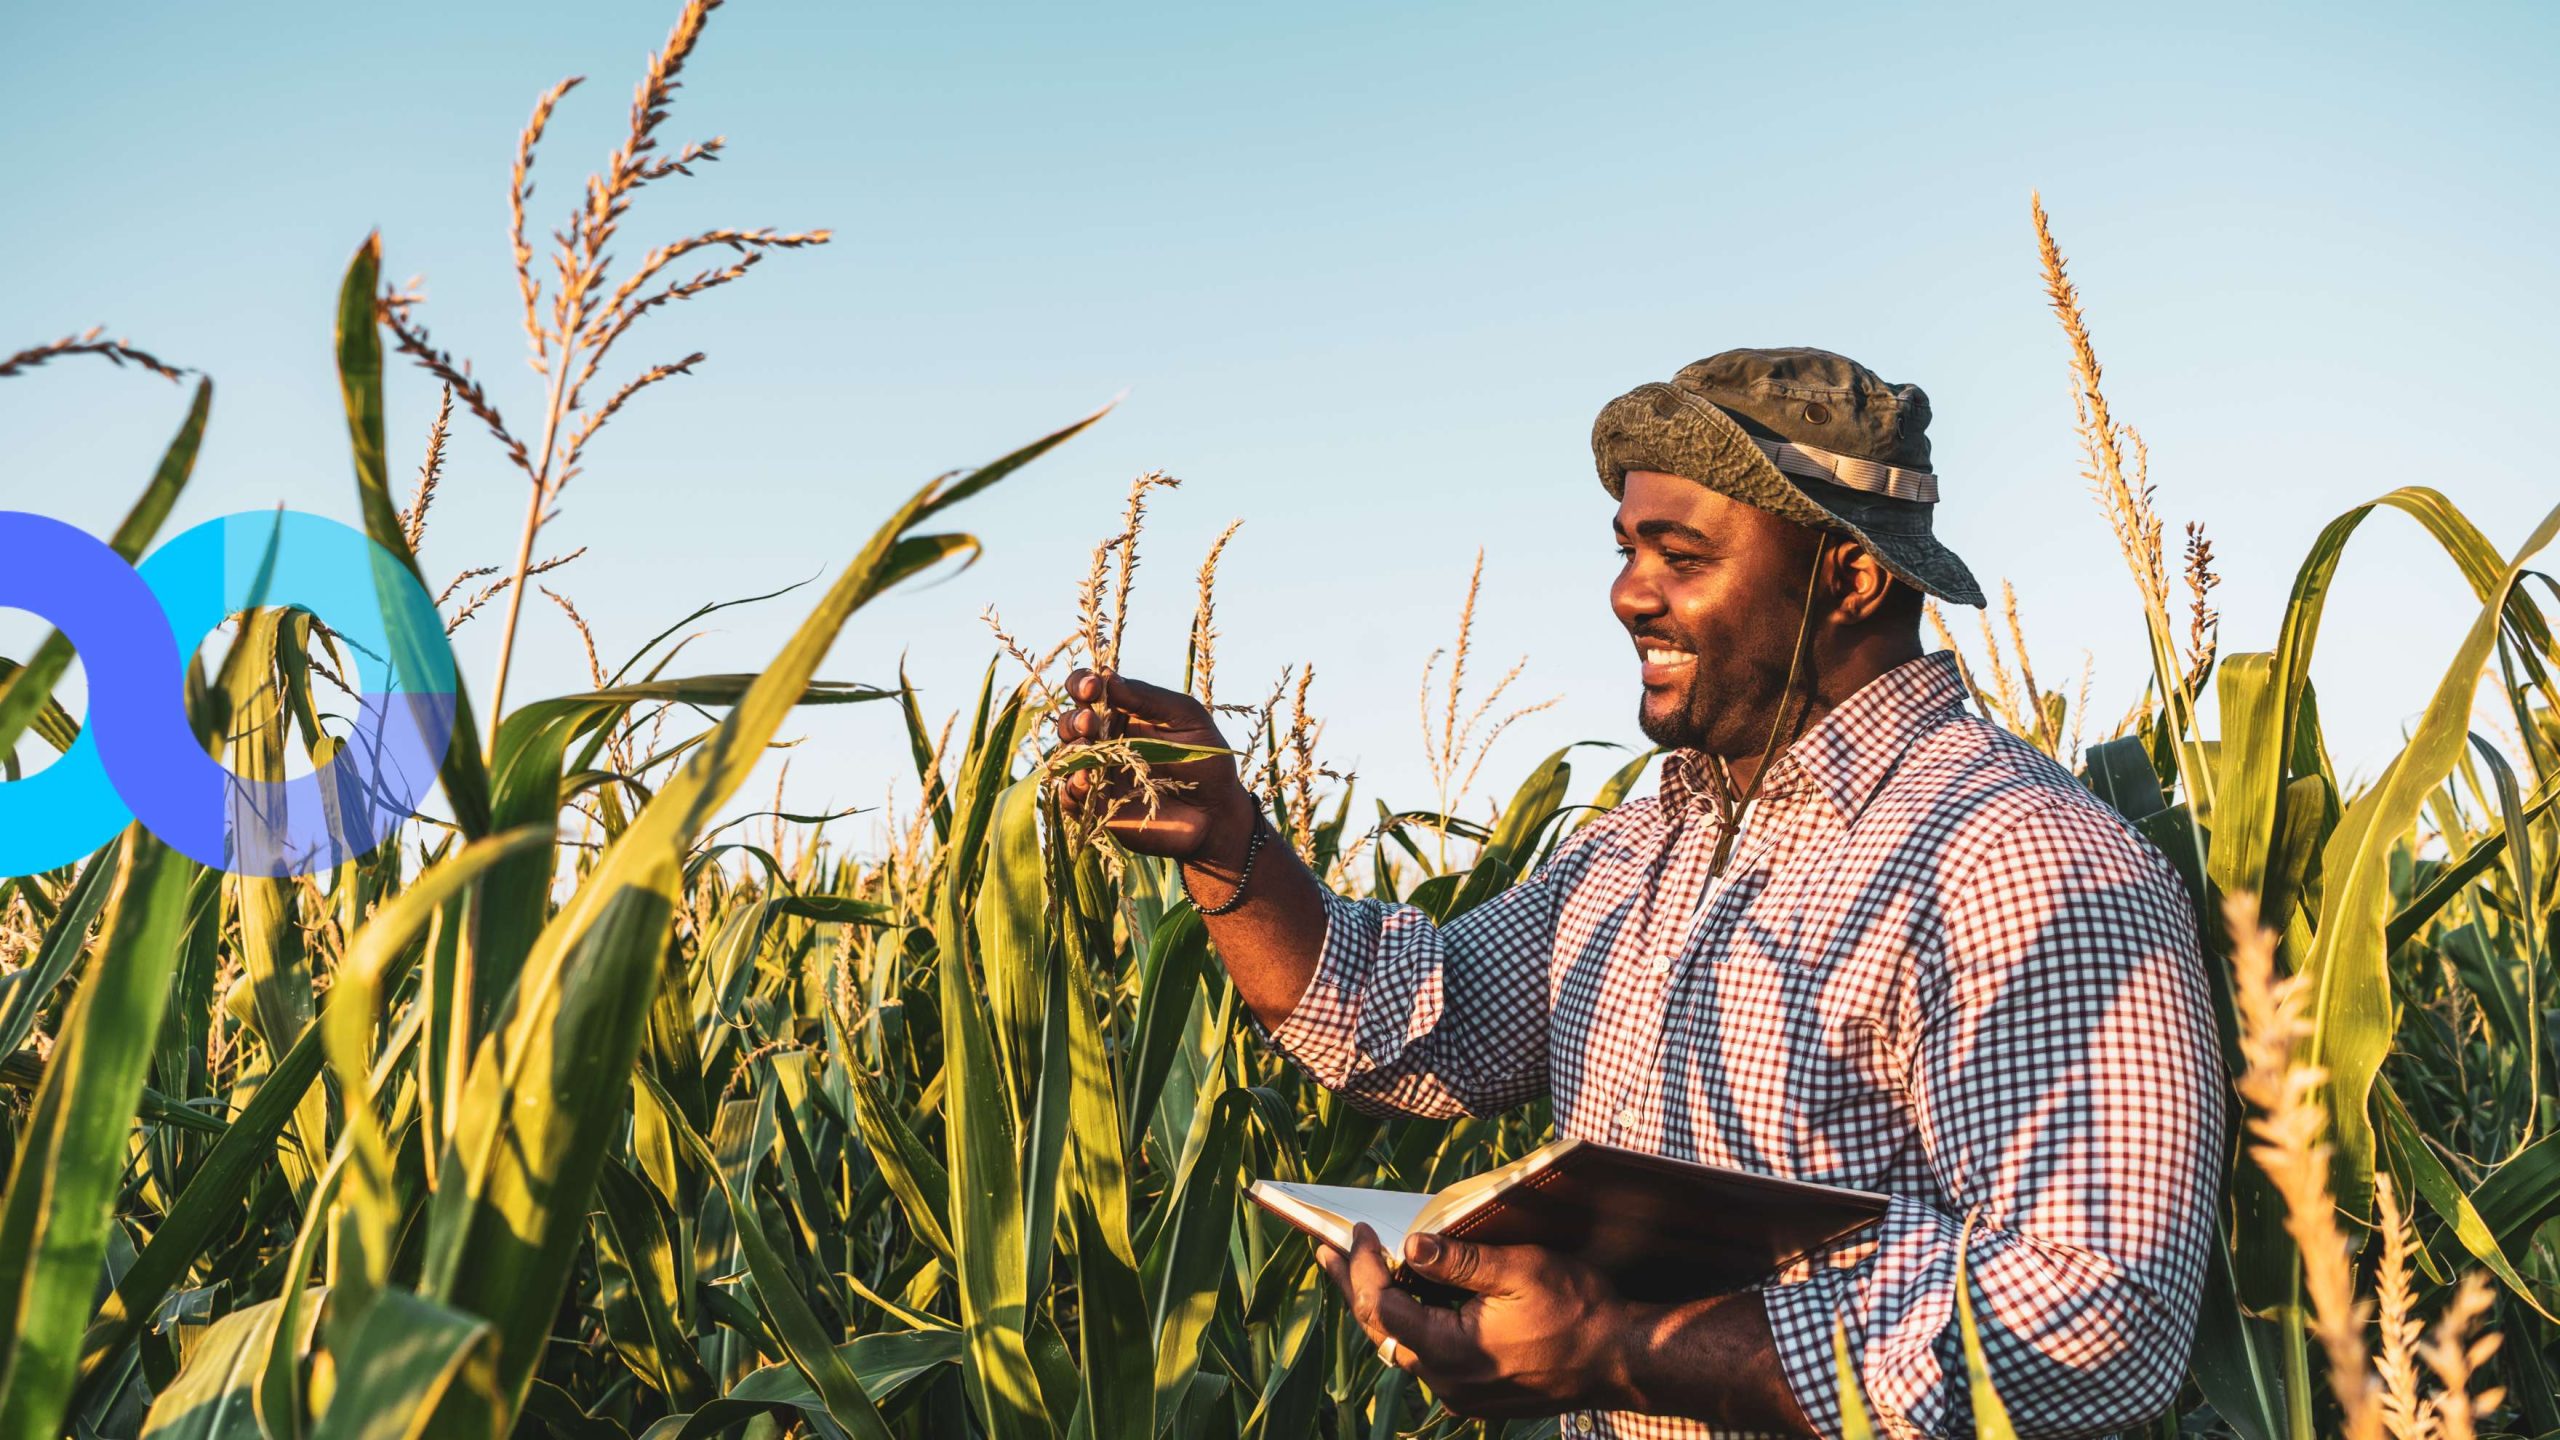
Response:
[[1315, 1223, 1639, 1420]]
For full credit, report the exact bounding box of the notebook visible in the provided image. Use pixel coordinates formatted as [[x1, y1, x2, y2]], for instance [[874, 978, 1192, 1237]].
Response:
[[1248, 1136, 1887, 1304]]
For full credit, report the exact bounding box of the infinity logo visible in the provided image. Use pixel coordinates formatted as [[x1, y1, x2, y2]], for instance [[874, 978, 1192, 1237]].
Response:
[[0, 511, 456, 878]]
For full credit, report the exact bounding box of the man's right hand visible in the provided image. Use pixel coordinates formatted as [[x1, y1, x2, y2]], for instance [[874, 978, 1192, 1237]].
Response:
[[1054, 670, 1328, 1036], [1051, 669, 1257, 865]]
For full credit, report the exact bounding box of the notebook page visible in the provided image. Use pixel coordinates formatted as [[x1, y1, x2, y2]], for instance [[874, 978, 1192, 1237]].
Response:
[[1251, 1182, 1433, 1258]]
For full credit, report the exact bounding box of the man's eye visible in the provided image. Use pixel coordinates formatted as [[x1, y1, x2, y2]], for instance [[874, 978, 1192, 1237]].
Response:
[[1613, 544, 1635, 560]]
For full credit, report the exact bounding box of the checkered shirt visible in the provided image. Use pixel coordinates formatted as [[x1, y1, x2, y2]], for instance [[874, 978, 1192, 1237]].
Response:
[[1265, 652, 2224, 1439]]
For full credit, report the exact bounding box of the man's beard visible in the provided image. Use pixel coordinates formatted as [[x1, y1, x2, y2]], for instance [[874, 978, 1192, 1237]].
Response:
[[1637, 678, 1707, 750], [1636, 650, 1798, 755]]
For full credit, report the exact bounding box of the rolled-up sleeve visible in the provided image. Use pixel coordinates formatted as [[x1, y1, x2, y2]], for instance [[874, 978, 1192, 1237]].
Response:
[[1759, 797, 2225, 1439], [1261, 826, 1615, 1119]]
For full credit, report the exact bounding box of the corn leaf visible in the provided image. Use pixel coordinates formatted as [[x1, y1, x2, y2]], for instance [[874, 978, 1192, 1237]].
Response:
[[305, 1290, 502, 1440], [323, 827, 550, 1326], [638, 1068, 894, 1440], [136, 1296, 293, 1440], [0, 834, 194, 1440], [2209, 651, 2283, 904], [2374, 1080, 2556, 1317], [590, 1157, 717, 1408], [419, 412, 1095, 1416], [934, 757, 1049, 1440], [333, 235, 491, 838], [841, 1058, 957, 1269], [1124, 909, 1210, 1143], [0, 846, 118, 1062], [1151, 1091, 1249, 1418], [78, 1014, 329, 1381], [2301, 496, 2560, 1223], [0, 376, 209, 762], [1449, 746, 1579, 917], [1051, 797, 1152, 1440], [634, 1330, 964, 1440]]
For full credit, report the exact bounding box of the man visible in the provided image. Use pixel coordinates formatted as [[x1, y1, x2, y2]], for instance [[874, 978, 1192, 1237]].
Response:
[[1052, 348, 2224, 1438]]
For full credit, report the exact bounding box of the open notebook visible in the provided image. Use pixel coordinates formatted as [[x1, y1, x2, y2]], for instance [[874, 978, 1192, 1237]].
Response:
[[1249, 1136, 1887, 1304]]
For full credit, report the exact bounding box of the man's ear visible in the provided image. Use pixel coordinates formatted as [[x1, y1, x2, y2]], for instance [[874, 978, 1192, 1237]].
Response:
[[1827, 538, 1897, 624]]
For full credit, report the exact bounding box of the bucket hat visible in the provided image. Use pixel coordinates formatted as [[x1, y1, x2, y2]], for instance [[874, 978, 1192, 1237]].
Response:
[[1591, 347, 1985, 608]]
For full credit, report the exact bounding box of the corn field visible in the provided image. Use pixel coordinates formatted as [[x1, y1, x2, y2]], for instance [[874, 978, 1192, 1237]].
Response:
[[4, 7, 2560, 1439]]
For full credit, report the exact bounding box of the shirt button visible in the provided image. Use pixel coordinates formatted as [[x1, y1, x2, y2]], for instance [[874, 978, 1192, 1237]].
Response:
[[1616, 1104, 1637, 1128], [1647, 953, 1671, 975], [1574, 1413, 1596, 1436]]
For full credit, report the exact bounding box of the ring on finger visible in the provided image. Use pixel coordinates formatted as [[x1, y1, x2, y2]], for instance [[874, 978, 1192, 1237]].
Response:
[[1377, 1336, 1400, 1368]]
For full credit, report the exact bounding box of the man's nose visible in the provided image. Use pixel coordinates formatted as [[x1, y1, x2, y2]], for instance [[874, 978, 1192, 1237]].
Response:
[[1610, 565, 1663, 629]]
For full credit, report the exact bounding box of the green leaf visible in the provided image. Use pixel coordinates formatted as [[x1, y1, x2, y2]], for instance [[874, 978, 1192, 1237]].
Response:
[[136, 1296, 291, 1440], [976, 777, 1050, 1124], [2474, 1127, 2560, 1260], [1566, 746, 1660, 836], [2468, 734, 2542, 1146], [0, 847, 118, 1062], [2301, 496, 2560, 1224], [0, 376, 210, 762], [2183, 1235, 2285, 1440], [2374, 1081, 2557, 1318], [0, 659, 81, 763], [2207, 652, 2283, 905], [1150, 1091, 1249, 1420], [1124, 909, 1209, 1144], [934, 766, 1048, 1440], [1051, 799, 1151, 1440], [840, 1057, 956, 1269], [419, 881, 673, 1414], [634, 1330, 963, 1440], [334, 234, 491, 839], [0, 832, 194, 1440], [324, 828, 551, 1326], [2081, 735, 2167, 822], [590, 1158, 716, 1408], [2387, 789, 2555, 951], [474, 675, 890, 1075], [418, 410, 1088, 1414], [1237, 1305, 1326, 1440], [1449, 746, 1579, 917], [306, 1290, 502, 1440], [898, 662, 954, 845], [916, 401, 1114, 522], [636, 1070, 893, 1440], [79, 1015, 329, 1382]]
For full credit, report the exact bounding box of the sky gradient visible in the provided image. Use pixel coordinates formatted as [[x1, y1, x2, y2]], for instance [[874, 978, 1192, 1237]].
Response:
[[6, 2, 2555, 840]]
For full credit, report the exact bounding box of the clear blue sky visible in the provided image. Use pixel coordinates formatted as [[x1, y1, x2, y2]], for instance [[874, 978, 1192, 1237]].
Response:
[[5, 1, 2555, 839]]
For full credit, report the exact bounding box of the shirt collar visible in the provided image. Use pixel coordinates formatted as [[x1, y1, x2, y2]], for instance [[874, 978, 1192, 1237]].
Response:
[[1659, 650, 1970, 824]]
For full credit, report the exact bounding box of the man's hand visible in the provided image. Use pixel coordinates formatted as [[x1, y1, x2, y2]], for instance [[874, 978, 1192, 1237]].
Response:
[[1316, 1225, 1638, 1420], [1053, 668, 1328, 1027], [1050, 669, 1254, 863]]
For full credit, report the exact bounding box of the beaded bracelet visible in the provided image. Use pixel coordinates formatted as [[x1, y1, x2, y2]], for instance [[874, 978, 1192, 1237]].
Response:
[[1183, 821, 1268, 917]]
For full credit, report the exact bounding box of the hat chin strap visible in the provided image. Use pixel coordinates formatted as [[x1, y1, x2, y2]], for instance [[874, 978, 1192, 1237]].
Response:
[[1704, 544, 1827, 879], [1746, 434, 1938, 504]]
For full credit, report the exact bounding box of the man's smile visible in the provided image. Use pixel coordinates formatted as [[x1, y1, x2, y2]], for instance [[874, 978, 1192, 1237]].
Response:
[[1636, 639, 1696, 687]]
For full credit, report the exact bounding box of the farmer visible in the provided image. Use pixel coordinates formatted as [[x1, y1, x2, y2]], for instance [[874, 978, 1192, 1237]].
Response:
[[1051, 348, 2223, 1438]]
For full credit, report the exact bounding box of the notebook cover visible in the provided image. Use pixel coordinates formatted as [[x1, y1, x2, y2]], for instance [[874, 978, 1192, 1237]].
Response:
[[1399, 1141, 1887, 1306]]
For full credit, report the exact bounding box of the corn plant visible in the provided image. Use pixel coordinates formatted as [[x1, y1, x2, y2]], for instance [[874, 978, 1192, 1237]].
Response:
[[2, 13, 2559, 1439]]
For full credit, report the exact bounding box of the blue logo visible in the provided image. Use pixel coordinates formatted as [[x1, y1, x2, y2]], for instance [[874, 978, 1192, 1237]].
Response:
[[0, 510, 456, 877]]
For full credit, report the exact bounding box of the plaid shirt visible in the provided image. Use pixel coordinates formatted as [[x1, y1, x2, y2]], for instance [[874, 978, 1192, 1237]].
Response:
[[1266, 652, 2223, 1440]]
